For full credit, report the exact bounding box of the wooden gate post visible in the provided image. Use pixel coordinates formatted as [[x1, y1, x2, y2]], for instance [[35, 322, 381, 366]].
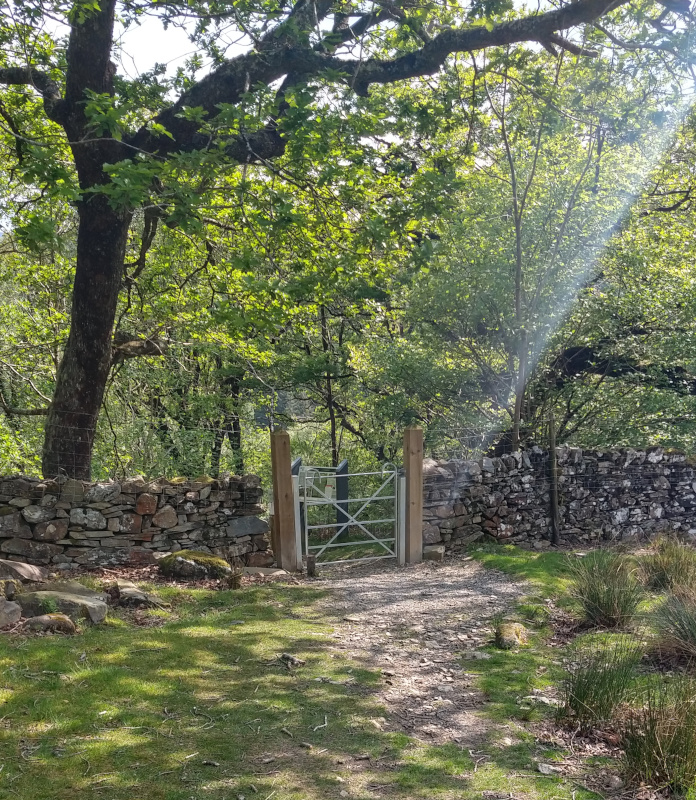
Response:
[[271, 430, 300, 572], [404, 426, 424, 564]]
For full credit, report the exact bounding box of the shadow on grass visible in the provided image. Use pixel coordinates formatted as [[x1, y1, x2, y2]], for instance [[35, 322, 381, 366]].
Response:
[[0, 560, 603, 800], [0, 584, 478, 800]]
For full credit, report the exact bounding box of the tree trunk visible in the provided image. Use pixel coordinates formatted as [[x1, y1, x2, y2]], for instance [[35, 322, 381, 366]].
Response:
[[511, 329, 528, 452], [320, 305, 339, 467], [42, 197, 131, 479]]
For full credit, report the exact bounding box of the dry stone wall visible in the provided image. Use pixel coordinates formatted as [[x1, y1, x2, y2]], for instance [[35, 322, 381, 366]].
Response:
[[423, 446, 696, 551], [0, 474, 271, 569]]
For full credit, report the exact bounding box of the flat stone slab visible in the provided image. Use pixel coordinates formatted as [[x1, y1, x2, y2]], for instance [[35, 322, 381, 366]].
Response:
[[0, 559, 48, 583], [16, 591, 108, 624], [39, 580, 107, 601], [242, 567, 288, 577]]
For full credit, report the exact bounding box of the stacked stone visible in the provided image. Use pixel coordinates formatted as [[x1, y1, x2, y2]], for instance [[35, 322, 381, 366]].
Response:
[[423, 445, 696, 551], [0, 474, 271, 569]]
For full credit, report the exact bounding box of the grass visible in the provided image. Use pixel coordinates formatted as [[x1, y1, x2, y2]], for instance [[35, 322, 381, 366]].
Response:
[[641, 536, 696, 591], [468, 540, 696, 793], [468, 543, 574, 600], [558, 634, 641, 731], [624, 675, 696, 793], [0, 576, 600, 800], [654, 587, 696, 659], [567, 550, 643, 628]]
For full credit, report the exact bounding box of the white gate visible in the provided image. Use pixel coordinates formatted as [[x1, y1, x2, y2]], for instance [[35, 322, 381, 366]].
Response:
[[293, 464, 406, 566]]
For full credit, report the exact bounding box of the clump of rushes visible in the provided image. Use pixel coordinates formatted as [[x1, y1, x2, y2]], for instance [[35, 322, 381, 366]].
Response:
[[642, 536, 696, 591], [558, 635, 641, 731], [624, 675, 696, 794], [568, 550, 643, 628], [654, 587, 696, 660]]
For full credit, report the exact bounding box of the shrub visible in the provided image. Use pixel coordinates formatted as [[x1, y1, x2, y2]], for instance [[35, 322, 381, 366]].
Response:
[[568, 550, 643, 628], [655, 588, 696, 659], [642, 536, 696, 591], [558, 636, 641, 730], [624, 676, 696, 793]]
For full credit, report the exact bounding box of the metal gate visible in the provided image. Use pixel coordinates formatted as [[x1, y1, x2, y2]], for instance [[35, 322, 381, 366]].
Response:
[[293, 463, 405, 566]]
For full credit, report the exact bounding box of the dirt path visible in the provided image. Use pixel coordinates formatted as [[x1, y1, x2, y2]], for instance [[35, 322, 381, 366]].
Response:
[[308, 556, 527, 747]]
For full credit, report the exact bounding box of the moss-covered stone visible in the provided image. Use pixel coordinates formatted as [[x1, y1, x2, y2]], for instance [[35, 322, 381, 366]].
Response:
[[159, 550, 232, 580], [494, 621, 528, 650]]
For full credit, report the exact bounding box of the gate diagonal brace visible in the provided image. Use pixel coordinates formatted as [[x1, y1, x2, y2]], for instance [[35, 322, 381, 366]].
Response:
[[304, 471, 396, 558]]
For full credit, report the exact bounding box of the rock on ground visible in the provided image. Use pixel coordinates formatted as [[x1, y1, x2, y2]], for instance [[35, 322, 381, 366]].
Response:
[[17, 590, 108, 624], [0, 597, 21, 627], [22, 613, 76, 634], [0, 559, 48, 583], [494, 621, 529, 650]]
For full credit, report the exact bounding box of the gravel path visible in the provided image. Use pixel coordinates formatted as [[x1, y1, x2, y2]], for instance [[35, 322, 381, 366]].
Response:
[[308, 556, 528, 746]]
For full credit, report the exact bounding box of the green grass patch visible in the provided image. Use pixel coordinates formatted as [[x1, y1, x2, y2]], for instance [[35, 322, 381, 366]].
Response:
[[0, 584, 391, 800], [467, 543, 574, 600]]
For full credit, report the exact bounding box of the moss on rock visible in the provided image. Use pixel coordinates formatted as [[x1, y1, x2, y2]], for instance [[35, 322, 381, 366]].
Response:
[[494, 621, 529, 650], [159, 550, 232, 580]]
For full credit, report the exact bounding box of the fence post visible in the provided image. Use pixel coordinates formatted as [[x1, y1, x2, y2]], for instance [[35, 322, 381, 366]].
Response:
[[271, 430, 300, 571], [336, 459, 349, 526], [548, 413, 560, 545], [404, 426, 424, 564]]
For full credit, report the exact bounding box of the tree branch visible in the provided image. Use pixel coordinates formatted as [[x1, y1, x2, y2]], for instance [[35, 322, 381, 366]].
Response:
[[0, 66, 64, 121], [130, 0, 634, 156]]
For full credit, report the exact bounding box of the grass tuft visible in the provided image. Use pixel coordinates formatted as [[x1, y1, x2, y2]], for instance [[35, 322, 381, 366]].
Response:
[[641, 536, 696, 591], [558, 635, 640, 731], [654, 587, 696, 659], [624, 675, 696, 793], [568, 550, 643, 628]]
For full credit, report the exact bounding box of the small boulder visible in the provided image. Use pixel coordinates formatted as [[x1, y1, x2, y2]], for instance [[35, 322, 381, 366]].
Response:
[[22, 613, 76, 634], [246, 551, 275, 568], [106, 579, 157, 607], [494, 621, 528, 650], [0, 559, 48, 583], [0, 597, 21, 627], [159, 550, 232, 580], [135, 492, 158, 515], [60, 478, 85, 502], [423, 545, 445, 562], [17, 591, 107, 624]]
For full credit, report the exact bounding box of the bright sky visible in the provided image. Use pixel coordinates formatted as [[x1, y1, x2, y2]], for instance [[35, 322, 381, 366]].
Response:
[[115, 17, 201, 78]]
